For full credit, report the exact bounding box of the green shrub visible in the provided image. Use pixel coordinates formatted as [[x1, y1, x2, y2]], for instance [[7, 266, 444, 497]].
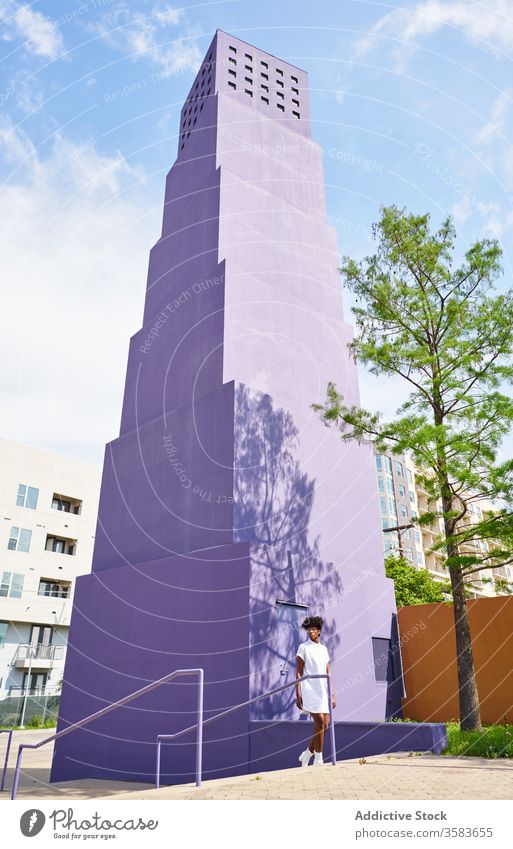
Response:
[[25, 715, 57, 729]]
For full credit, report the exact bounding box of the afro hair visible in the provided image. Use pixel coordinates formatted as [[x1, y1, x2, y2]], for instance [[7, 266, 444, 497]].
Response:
[[302, 615, 324, 631]]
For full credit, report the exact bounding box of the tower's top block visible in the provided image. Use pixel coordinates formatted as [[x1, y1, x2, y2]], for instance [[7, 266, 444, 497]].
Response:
[[178, 29, 311, 154]]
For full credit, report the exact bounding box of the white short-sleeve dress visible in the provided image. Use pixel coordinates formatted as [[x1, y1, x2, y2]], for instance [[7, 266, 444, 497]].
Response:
[[296, 639, 330, 714]]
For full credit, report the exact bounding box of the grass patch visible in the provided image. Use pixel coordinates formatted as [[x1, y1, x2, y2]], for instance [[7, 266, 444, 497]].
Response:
[[444, 722, 513, 759], [388, 716, 513, 758]]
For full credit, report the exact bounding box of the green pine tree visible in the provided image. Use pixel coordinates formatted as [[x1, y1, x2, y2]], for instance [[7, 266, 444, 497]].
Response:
[[315, 206, 513, 731]]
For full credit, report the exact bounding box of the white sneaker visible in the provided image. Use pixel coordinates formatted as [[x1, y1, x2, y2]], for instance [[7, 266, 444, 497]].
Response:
[[313, 754, 324, 765], [299, 748, 313, 767]]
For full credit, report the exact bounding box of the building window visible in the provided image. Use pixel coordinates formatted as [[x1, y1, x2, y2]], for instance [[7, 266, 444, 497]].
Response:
[[228, 56, 236, 65], [409, 491, 415, 503], [45, 535, 76, 555], [228, 81, 236, 89], [398, 484, 405, 497], [384, 456, 393, 473], [229, 45, 236, 53], [261, 60, 268, 68], [407, 468, 413, 483], [22, 671, 47, 696], [292, 87, 299, 95], [276, 79, 284, 87], [0, 622, 7, 648], [261, 83, 269, 92], [292, 99, 299, 106], [406, 550, 414, 561], [244, 77, 253, 85], [371, 637, 391, 683], [277, 103, 285, 111], [30, 623, 53, 646], [261, 96, 269, 104], [276, 90, 284, 98], [228, 68, 236, 77], [16, 484, 39, 509], [378, 477, 385, 492], [245, 89, 253, 97], [0, 571, 24, 598], [291, 75, 298, 83], [261, 72, 268, 80], [292, 111, 301, 118], [375, 456, 382, 471], [8, 526, 32, 552], [380, 497, 387, 514], [244, 64, 252, 72], [401, 505, 408, 518], [245, 53, 252, 61], [51, 494, 82, 514], [396, 462, 403, 476], [38, 579, 71, 599], [276, 68, 283, 76]]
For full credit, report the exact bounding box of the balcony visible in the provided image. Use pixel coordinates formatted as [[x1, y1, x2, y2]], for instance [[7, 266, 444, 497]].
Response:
[[52, 493, 82, 515], [15, 644, 64, 669], [45, 534, 77, 556]]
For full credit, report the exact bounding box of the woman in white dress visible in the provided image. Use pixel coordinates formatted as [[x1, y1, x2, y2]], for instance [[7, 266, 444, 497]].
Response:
[[295, 616, 335, 766]]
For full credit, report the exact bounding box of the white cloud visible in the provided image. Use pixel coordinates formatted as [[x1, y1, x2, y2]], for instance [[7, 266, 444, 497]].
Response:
[[0, 2, 64, 59], [475, 200, 513, 237], [356, 0, 513, 56], [94, 2, 202, 77], [450, 195, 473, 225], [475, 88, 513, 146], [0, 119, 159, 464], [0, 116, 42, 179], [472, 89, 513, 195]]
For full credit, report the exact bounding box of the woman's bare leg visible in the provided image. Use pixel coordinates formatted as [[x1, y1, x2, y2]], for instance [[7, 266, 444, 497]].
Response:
[[309, 713, 325, 753]]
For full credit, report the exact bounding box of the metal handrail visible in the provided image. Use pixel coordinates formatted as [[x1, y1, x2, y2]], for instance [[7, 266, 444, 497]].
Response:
[[156, 673, 336, 790], [0, 730, 13, 792], [10, 668, 204, 800]]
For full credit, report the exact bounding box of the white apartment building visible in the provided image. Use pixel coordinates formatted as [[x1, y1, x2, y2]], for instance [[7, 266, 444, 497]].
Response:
[[375, 450, 513, 598], [375, 452, 425, 567], [0, 438, 101, 700]]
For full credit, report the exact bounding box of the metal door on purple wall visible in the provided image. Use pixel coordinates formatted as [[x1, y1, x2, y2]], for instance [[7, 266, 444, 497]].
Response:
[[275, 600, 309, 715]]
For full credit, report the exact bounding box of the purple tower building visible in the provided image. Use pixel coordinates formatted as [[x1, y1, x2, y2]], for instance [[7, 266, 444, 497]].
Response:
[[51, 32, 445, 786]]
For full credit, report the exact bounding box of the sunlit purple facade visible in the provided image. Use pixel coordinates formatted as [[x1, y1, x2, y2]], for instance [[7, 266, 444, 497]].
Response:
[[52, 31, 445, 786]]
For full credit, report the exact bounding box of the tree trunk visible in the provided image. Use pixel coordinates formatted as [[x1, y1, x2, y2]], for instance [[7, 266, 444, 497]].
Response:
[[444, 510, 482, 731], [435, 404, 482, 732]]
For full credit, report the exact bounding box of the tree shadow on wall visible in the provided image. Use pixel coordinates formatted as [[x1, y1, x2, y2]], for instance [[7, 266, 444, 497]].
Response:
[[233, 384, 342, 720]]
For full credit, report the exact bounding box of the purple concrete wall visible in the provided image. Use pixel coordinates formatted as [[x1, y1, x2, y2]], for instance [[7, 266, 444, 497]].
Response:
[[51, 31, 422, 787], [94, 381, 235, 572], [51, 544, 251, 784], [249, 720, 448, 774]]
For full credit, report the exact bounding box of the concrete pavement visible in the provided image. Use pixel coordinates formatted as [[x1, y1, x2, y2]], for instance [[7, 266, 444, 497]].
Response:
[[1, 729, 512, 801]]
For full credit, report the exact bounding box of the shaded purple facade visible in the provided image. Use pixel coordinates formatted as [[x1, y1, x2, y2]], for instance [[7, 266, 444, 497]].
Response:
[[52, 31, 444, 786]]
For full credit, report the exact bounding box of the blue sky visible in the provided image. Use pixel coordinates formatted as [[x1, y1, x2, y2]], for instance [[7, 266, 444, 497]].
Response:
[[1, 0, 513, 464]]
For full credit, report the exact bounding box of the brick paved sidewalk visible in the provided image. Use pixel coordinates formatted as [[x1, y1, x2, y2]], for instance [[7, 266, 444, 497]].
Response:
[[1, 730, 512, 801]]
